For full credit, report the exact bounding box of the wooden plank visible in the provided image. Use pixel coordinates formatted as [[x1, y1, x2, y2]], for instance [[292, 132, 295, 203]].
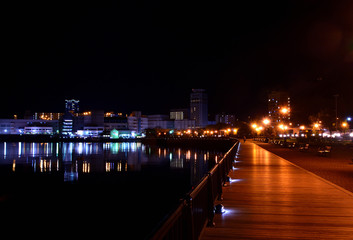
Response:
[[201, 141, 353, 239]]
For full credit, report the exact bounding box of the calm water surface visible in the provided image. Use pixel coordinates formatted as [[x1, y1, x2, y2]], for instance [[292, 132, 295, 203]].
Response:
[[0, 141, 223, 238]]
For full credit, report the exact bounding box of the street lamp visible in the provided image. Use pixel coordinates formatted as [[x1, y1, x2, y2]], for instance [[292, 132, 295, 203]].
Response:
[[280, 107, 289, 114], [342, 122, 348, 134], [263, 118, 270, 125]]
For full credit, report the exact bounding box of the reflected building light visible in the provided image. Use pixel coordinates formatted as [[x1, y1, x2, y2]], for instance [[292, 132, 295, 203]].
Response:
[[32, 142, 35, 157], [106, 162, 111, 172], [64, 171, 78, 182], [18, 142, 21, 157], [117, 162, 121, 172], [83, 161, 90, 173], [194, 153, 197, 160], [131, 143, 137, 152], [122, 143, 128, 152], [186, 150, 191, 160], [40, 159, 43, 172], [169, 153, 173, 161], [78, 143, 83, 155], [40, 159, 49, 172], [3, 142, 6, 159], [170, 158, 183, 168], [56, 142, 59, 157], [112, 143, 119, 154], [57, 160, 60, 171], [12, 159, 16, 172], [32, 160, 36, 173], [125, 163, 128, 171]]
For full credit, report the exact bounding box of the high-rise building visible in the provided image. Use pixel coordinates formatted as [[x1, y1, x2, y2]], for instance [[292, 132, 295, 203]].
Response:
[[190, 89, 208, 128], [268, 91, 291, 124], [65, 99, 80, 114], [216, 113, 236, 126]]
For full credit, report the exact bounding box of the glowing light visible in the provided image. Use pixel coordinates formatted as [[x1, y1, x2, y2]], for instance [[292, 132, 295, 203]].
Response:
[[12, 160, 16, 172], [263, 118, 270, 125], [229, 178, 243, 183], [280, 107, 289, 114]]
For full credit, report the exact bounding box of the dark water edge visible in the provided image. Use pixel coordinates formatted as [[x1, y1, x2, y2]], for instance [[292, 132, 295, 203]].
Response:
[[0, 139, 235, 239], [2, 169, 189, 239]]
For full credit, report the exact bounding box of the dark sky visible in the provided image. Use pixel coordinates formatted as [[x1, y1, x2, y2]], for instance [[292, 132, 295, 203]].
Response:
[[3, 1, 353, 122]]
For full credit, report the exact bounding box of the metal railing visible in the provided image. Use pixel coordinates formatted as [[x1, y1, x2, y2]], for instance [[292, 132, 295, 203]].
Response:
[[149, 140, 239, 240]]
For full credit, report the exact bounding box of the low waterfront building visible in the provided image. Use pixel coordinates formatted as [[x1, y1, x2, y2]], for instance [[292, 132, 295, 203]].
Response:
[[147, 114, 174, 129], [0, 119, 59, 135], [174, 119, 196, 130], [127, 111, 148, 134], [24, 126, 53, 135]]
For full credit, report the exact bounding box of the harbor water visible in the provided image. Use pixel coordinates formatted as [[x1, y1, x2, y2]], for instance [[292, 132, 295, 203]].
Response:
[[0, 141, 225, 238]]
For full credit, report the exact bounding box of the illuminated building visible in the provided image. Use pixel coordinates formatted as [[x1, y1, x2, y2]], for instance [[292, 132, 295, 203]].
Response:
[[127, 111, 148, 134], [104, 116, 128, 131], [147, 115, 174, 129], [216, 113, 236, 126], [34, 112, 63, 120], [174, 119, 196, 130], [268, 91, 291, 124], [65, 99, 80, 114], [61, 112, 74, 136], [170, 109, 189, 120], [24, 126, 53, 134], [0, 119, 59, 135], [190, 89, 208, 128]]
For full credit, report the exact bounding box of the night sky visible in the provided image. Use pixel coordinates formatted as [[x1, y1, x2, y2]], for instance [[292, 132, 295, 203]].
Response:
[[3, 1, 353, 122]]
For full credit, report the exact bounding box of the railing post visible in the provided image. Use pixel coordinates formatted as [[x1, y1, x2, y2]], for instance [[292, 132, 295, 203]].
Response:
[[185, 196, 195, 240], [207, 173, 215, 227]]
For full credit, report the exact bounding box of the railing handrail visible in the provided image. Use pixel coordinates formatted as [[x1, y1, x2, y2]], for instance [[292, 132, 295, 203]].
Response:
[[149, 140, 239, 240]]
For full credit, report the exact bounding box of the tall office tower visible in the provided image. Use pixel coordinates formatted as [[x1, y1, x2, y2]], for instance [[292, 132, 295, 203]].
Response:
[[190, 89, 208, 128], [268, 91, 291, 124], [65, 99, 80, 114]]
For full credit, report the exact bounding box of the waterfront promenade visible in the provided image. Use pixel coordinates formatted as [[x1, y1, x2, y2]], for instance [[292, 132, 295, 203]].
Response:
[[201, 141, 353, 239]]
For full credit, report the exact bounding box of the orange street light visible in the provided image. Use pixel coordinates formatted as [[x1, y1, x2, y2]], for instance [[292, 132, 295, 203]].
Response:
[[263, 118, 270, 125], [280, 107, 289, 114]]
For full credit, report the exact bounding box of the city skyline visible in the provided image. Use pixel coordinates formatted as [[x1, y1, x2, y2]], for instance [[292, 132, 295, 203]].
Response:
[[2, 1, 352, 120]]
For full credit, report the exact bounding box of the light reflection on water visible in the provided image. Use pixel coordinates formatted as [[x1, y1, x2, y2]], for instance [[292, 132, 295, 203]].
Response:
[[0, 142, 219, 184], [0, 141, 223, 239]]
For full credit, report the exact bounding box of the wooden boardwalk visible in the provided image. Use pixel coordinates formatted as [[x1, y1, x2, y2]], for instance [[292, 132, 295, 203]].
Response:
[[201, 141, 353, 239]]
